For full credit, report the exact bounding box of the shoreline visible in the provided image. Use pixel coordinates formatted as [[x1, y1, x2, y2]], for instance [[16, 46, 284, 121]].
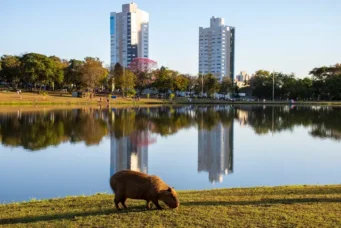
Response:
[[1, 184, 340, 227], [1, 100, 341, 106], [1, 92, 341, 107]]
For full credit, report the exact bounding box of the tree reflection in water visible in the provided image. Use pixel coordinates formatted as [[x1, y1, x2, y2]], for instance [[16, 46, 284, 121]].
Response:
[[0, 105, 340, 152]]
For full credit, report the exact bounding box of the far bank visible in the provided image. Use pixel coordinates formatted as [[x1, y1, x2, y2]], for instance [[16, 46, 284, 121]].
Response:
[[1, 92, 341, 106]]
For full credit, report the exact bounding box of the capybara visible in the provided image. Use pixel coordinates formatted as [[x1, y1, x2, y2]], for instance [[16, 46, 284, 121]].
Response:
[[110, 170, 179, 210]]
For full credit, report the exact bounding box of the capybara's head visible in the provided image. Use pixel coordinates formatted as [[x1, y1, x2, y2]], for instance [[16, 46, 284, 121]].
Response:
[[159, 187, 179, 209]]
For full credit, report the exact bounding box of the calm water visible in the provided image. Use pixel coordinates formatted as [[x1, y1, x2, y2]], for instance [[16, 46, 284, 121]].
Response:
[[1, 105, 341, 203]]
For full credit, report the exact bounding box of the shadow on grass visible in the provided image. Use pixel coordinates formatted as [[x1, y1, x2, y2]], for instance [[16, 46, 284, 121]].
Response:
[[258, 188, 341, 196], [195, 186, 341, 197], [1, 198, 340, 225], [181, 197, 341, 207], [0, 206, 154, 225]]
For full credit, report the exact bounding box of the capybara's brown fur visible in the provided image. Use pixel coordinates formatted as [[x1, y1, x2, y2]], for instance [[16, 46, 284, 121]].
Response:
[[110, 170, 179, 210]]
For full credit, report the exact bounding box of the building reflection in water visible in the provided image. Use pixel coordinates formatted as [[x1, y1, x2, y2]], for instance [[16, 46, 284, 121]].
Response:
[[110, 109, 156, 177], [110, 130, 151, 176], [198, 107, 234, 183], [109, 106, 234, 184]]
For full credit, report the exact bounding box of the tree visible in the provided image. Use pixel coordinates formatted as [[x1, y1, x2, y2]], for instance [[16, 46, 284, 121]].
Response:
[[309, 63, 341, 100], [20, 53, 57, 90], [219, 77, 233, 94], [109, 63, 124, 92], [277, 73, 296, 99], [325, 75, 341, 100], [254, 69, 270, 77], [309, 66, 332, 80], [64, 59, 83, 90], [204, 74, 220, 95], [0, 55, 21, 89], [80, 57, 108, 91], [153, 66, 174, 93], [113, 63, 123, 78], [186, 75, 197, 92], [296, 77, 313, 100], [250, 70, 272, 99], [194, 75, 204, 94], [174, 74, 189, 92], [128, 58, 157, 93], [49, 56, 67, 90], [115, 69, 136, 97]]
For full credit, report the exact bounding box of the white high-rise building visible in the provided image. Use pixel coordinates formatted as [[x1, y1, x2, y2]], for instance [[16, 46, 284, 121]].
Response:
[[110, 3, 149, 67], [199, 17, 235, 81]]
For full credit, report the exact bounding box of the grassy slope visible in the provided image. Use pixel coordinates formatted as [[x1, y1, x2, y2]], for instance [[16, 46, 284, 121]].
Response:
[[0, 185, 340, 227]]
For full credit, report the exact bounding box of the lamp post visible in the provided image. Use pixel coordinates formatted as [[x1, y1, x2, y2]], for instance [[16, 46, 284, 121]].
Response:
[[272, 70, 275, 102], [201, 75, 204, 96]]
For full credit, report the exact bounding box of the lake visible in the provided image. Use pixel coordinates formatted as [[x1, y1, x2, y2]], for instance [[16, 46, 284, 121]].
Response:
[[1, 105, 341, 204]]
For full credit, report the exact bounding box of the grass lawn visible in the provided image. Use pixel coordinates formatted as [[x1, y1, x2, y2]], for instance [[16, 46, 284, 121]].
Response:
[[1, 91, 341, 106], [0, 91, 164, 105], [0, 185, 340, 227]]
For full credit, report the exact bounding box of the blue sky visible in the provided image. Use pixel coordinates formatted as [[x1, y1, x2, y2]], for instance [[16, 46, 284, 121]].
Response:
[[1, 0, 340, 77]]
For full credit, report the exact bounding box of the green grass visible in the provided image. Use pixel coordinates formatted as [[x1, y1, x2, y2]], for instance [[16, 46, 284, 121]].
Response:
[[2, 91, 341, 106], [1, 185, 341, 227]]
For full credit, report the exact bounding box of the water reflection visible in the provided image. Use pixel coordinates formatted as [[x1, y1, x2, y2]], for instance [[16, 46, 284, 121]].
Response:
[[108, 106, 235, 182], [0, 108, 109, 151], [198, 119, 233, 183], [110, 127, 153, 176], [1, 106, 340, 153], [1, 105, 341, 203], [234, 105, 341, 140]]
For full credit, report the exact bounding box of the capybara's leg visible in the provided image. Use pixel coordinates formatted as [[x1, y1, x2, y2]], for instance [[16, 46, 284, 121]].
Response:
[[152, 198, 162, 210], [146, 200, 152, 209], [114, 197, 121, 210], [121, 198, 127, 209]]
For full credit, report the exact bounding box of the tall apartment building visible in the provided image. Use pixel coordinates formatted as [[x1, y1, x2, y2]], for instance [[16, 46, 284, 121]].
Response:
[[110, 3, 149, 67], [199, 17, 235, 81], [236, 71, 250, 82]]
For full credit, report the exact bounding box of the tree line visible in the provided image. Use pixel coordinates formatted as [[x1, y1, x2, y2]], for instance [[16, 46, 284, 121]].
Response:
[[109, 62, 235, 97], [1, 52, 340, 100], [109, 62, 341, 99], [0, 53, 235, 96], [250, 63, 341, 101], [0, 53, 108, 91]]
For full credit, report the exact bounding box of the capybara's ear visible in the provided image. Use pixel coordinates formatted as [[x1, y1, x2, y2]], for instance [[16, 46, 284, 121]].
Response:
[[167, 187, 172, 192], [172, 186, 174, 189]]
